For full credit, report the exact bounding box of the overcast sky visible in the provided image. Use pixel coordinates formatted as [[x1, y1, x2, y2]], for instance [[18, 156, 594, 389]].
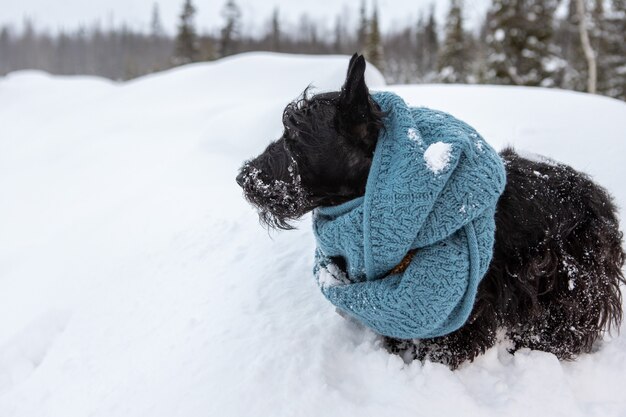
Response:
[[0, 0, 490, 35]]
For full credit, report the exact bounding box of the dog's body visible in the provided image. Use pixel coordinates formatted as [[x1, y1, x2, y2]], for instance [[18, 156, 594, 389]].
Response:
[[237, 54, 625, 368]]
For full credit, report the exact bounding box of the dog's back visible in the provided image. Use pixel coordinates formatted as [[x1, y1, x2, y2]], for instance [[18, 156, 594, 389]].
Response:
[[485, 148, 625, 357]]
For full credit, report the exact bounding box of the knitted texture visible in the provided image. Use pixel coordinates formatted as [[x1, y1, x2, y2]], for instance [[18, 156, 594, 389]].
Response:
[[313, 91, 506, 339]]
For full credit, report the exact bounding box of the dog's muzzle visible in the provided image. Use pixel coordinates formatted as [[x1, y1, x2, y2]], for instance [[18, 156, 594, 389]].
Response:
[[235, 170, 245, 187]]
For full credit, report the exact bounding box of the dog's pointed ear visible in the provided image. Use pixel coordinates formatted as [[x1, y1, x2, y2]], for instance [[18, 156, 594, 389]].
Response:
[[347, 52, 359, 73], [340, 54, 368, 116], [338, 54, 375, 142]]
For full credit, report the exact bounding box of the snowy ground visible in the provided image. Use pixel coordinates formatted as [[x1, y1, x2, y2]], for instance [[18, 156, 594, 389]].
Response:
[[1, 52, 625, 417]]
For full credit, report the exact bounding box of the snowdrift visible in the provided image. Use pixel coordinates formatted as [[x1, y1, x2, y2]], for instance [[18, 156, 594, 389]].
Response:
[[0, 52, 625, 417]]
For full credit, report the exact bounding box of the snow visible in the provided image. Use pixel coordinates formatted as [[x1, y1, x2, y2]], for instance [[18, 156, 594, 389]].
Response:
[[1, 52, 626, 417], [424, 142, 453, 174], [406, 127, 420, 142], [317, 263, 349, 289], [515, 148, 559, 166], [494, 28, 505, 42], [569, 279, 576, 291]]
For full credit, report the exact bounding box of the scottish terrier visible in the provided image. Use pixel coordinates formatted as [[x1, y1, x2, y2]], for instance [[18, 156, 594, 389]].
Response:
[[236, 54, 625, 368]]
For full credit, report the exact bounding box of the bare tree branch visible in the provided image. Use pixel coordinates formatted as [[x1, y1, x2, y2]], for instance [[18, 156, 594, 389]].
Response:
[[576, 0, 597, 94]]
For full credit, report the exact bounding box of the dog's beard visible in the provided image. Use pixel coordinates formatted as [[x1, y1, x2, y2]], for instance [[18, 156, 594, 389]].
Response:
[[239, 162, 310, 230]]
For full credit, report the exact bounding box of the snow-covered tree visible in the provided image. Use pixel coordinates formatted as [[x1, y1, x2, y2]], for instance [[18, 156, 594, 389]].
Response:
[[600, 0, 626, 100], [416, 6, 439, 81], [555, 0, 586, 92], [365, 4, 384, 71], [438, 0, 469, 83], [174, 0, 199, 64], [219, 0, 242, 57], [485, 0, 564, 87]]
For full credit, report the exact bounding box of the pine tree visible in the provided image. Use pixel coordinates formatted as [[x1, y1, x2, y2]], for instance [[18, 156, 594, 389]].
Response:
[[475, 9, 493, 83], [601, 0, 626, 100], [485, 0, 563, 87], [424, 7, 439, 69], [437, 0, 468, 83], [150, 3, 164, 39], [270, 8, 281, 52], [148, 3, 170, 72], [357, 0, 368, 52], [555, 0, 586, 92], [333, 16, 344, 53], [174, 0, 199, 64], [416, 5, 439, 81], [220, 0, 242, 57], [365, 3, 384, 71], [0, 26, 10, 76]]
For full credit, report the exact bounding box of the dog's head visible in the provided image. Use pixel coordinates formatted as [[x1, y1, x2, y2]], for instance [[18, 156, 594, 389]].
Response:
[[236, 53, 384, 229]]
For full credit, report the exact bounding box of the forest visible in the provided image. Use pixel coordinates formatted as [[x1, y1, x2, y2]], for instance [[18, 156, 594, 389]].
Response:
[[0, 0, 624, 101]]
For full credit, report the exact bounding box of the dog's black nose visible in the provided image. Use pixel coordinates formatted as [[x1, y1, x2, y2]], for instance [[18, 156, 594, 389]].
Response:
[[236, 170, 245, 187]]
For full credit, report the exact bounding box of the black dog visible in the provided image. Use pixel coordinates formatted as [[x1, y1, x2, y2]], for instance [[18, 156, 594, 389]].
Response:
[[236, 54, 625, 368]]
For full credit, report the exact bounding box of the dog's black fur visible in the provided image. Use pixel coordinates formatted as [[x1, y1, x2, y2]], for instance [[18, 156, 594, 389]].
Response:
[[236, 54, 625, 368]]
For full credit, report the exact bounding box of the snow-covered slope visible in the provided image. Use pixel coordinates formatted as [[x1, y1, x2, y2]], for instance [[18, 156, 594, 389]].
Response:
[[0, 52, 625, 417]]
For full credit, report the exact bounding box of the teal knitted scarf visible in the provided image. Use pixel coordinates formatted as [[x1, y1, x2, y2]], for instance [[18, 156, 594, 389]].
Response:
[[313, 91, 506, 340]]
